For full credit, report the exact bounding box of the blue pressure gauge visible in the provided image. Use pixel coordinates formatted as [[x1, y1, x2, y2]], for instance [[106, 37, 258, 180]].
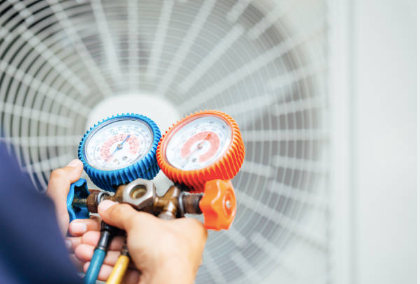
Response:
[[78, 114, 161, 191]]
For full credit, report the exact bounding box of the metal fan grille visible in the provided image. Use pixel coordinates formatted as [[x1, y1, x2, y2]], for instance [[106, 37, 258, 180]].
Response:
[[0, 0, 330, 283]]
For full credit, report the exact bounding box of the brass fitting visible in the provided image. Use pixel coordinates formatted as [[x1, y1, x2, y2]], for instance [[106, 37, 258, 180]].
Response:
[[122, 179, 156, 211], [73, 179, 203, 219], [85, 190, 112, 213], [153, 185, 182, 220]]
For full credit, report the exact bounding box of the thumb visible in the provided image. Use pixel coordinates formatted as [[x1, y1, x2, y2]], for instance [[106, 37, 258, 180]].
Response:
[[47, 159, 84, 234], [47, 159, 84, 205], [98, 200, 141, 231]]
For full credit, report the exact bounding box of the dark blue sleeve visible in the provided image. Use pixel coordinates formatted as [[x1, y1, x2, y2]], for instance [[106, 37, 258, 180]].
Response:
[[0, 142, 83, 284]]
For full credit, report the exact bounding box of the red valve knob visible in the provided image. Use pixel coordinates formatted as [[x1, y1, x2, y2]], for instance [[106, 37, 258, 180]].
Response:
[[199, 179, 236, 230]]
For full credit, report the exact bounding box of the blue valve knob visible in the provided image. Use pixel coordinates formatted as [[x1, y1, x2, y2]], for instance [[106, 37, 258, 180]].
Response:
[[67, 178, 90, 223]]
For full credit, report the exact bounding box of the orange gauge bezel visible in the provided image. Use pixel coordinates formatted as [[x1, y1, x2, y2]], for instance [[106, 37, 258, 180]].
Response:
[[157, 110, 245, 192]]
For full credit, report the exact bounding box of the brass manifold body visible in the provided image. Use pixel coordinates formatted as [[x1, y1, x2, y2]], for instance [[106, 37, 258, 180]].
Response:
[[72, 179, 203, 219]]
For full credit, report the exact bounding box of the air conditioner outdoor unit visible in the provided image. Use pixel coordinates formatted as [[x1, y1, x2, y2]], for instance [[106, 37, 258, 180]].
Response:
[[0, 0, 416, 284]]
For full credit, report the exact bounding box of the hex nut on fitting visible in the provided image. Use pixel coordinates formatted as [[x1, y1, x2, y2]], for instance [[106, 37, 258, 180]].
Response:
[[87, 190, 111, 213], [122, 178, 156, 210]]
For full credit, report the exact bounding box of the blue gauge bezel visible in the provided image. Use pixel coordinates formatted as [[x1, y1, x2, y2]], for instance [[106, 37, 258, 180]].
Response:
[[78, 113, 161, 192]]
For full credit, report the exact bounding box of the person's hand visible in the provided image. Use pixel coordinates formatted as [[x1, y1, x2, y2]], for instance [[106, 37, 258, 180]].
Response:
[[46, 159, 102, 270], [47, 159, 85, 235], [73, 200, 208, 284]]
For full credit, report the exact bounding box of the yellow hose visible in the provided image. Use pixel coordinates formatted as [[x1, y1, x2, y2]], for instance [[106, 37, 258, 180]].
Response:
[[106, 254, 130, 284]]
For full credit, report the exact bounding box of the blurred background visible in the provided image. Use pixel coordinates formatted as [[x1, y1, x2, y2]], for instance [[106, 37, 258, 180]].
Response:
[[0, 0, 416, 283]]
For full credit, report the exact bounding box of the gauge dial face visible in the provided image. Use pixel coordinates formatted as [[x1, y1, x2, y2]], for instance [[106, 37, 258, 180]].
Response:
[[165, 116, 232, 171], [84, 118, 153, 171]]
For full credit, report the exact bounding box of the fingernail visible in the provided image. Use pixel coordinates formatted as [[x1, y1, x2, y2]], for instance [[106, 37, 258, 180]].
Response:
[[67, 159, 81, 168], [65, 239, 72, 250], [70, 222, 87, 234], [99, 200, 116, 212]]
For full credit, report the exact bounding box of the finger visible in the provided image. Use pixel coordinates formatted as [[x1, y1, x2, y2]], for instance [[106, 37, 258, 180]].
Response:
[[81, 231, 125, 251], [98, 200, 157, 231], [83, 263, 140, 284], [83, 262, 112, 281], [47, 159, 84, 233], [66, 237, 82, 253], [69, 216, 101, 236], [74, 244, 94, 263], [75, 243, 137, 270], [47, 159, 84, 211], [75, 244, 121, 266]]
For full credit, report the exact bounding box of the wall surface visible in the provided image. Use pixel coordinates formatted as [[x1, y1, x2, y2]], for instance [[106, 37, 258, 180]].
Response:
[[351, 0, 416, 283]]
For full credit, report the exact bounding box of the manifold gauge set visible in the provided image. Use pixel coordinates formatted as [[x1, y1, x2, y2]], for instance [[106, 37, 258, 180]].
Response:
[[66, 110, 245, 284]]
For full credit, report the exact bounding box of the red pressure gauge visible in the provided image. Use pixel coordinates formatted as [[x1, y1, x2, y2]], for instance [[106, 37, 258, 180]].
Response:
[[157, 110, 245, 192]]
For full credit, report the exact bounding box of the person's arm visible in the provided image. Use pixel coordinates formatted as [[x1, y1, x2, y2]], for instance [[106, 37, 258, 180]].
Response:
[[0, 145, 83, 284]]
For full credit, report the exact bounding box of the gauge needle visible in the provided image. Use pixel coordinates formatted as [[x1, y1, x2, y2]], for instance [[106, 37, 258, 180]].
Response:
[[181, 133, 211, 168], [104, 134, 131, 164]]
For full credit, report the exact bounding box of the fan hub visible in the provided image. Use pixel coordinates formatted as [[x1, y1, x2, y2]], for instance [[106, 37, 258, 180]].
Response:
[[85, 94, 180, 132]]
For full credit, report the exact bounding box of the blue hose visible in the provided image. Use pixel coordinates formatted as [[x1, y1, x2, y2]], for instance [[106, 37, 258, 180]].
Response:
[[84, 249, 106, 284]]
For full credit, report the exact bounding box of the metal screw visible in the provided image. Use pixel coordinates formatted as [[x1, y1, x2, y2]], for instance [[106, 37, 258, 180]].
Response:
[[72, 198, 87, 207]]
